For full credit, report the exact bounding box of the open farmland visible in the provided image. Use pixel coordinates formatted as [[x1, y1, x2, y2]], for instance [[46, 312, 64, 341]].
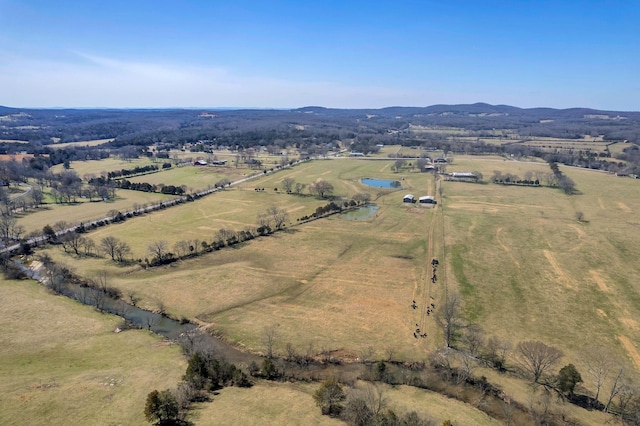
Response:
[[0, 277, 186, 426], [16, 189, 174, 235], [126, 163, 249, 192], [513, 136, 611, 155], [40, 158, 440, 361], [20, 154, 640, 423], [51, 156, 157, 176], [49, 138, 115, 149], [189, 381, 502, 426], [442, 156, 640, 381]]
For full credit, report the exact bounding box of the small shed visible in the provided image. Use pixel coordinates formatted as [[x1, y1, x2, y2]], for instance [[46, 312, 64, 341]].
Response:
[[403, 194, 415, 203]]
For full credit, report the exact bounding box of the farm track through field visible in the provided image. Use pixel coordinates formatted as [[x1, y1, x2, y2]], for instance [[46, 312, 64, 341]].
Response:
[[496, 227, 520, 268], [542, 249, 576, 289], [412, 176, 441, 347]]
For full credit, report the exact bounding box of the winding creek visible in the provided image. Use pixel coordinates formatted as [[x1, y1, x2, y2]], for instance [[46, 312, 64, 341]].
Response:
[[12, 259, 519, 423]]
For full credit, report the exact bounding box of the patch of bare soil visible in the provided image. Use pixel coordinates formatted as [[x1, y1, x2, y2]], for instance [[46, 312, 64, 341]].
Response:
[[618, 202, 632, 213], [543, 249, 575, 289], [619, 335, 640, 370], [590, 269, 610, 293]]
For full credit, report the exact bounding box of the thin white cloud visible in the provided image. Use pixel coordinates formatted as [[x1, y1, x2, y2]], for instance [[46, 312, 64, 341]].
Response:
[[0, 51, 444, 108]]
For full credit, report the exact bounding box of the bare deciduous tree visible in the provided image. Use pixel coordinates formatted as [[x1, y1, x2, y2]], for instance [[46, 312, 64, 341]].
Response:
[[263, 324, 279, 359], [436, 292, 462, 348], [486, 335, 511, 370], [605, 367, 625, 413], [148, 240, 168, 261], [585, 346, 616, 404], [462, 325, 485, 357], [256, 213, 271, 228], [266, 206, 288, 230], [216, 228, 236, 246], [309, 179, 334, 199], [517, 340, 563, 383], [82, 237, 95, 256], [174, 240, 190, 258], [100, 236, 121, 261], [352, 192, 371, 205], [294, 182, 306, 194], [281, 177, 295, 192]]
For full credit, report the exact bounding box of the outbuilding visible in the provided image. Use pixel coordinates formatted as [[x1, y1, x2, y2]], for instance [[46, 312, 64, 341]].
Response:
[[403, 194, 416, 203], [419, 196, 437, 204]]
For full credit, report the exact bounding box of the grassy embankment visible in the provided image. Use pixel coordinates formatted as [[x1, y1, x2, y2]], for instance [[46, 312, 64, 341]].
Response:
[[0, 277, 186, 426]]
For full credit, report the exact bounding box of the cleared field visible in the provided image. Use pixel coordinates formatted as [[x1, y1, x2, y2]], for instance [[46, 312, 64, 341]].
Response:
[[0, 277, 186, 426], [442, 157, 640, 383], [608, 141, 633, 155], [189, 381, 341, 426], [51, 156, 157, 176], [50, 138, 114, 149], [190, 380, 501, 426], [39, 159, 438, 361], [127, 164, 249, 192], [27, 155, 640, 422], [16, 188, 173, 235]]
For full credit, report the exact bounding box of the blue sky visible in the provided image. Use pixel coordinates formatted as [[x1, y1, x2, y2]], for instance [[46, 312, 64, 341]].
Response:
[[1, 0, 638, 110]]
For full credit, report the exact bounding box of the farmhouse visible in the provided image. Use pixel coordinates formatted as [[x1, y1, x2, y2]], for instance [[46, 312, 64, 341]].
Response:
[[419, 196, 437, 204], [403, 194, 416, 203]]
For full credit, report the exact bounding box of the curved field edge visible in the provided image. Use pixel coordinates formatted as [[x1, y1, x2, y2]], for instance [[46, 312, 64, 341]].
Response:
[[0, 277, 188, 426]]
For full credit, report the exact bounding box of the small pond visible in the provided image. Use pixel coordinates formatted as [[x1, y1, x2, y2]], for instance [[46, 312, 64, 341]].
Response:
[[341, 205, 380, 221], [361, 178, 402, 189]]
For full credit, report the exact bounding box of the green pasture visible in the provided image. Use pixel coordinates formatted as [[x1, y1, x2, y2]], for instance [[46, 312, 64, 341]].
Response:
[[0, 277, 186, 426]]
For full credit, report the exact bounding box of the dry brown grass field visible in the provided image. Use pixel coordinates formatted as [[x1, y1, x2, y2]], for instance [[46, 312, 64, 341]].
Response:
[[24, 155, 640, 423], [40, 158, 439, 362], [0, 277, 186, 426], [442, 156, 640, 393], [50, 156, 156, 176], [49, 138, 114, 149], [189, 380, 502, 425], [16, 189, 173, 235], [126, 163, 250, 192]]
